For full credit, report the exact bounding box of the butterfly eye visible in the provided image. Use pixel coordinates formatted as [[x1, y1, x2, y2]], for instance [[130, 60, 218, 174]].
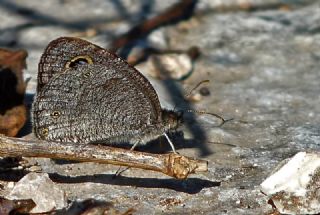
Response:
[[50, 111, 61, 118], [66, 55, 93, 68], [40, 127, 49, 137], [83, 71, 92, 78]]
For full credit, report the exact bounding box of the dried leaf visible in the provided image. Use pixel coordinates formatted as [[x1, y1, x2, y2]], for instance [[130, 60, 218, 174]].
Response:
[[0, 48, 28, 137]]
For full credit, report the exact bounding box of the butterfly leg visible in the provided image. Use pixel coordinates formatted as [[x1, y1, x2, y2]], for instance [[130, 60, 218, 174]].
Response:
[[113, 139, 141, 178], [163, 133, 177, 154], [129, 141, 140, 151]]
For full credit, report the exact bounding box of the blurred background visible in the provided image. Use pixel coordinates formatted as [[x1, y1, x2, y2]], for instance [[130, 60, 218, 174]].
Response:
[[0, 0, 319, 214]]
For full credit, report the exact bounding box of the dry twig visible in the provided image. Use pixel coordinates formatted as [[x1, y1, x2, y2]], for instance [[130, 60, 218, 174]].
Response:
[[109, 0, 197, 52], [0, 135, 207, 179]]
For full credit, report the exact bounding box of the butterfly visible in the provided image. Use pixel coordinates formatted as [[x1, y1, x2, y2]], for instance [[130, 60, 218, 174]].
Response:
[[32, 37, 182, 152]]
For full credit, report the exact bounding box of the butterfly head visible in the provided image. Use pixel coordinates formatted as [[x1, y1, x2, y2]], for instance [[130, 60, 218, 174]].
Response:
[[162, 109, 183, 131]]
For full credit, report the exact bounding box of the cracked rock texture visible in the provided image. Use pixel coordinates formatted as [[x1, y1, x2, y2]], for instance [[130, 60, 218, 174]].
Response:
[[0, 0, 319, 214]]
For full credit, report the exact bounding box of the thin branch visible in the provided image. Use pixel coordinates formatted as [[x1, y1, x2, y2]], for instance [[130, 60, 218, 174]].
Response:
[[0, 135, 207, 179], [109, 0, 197, 52]]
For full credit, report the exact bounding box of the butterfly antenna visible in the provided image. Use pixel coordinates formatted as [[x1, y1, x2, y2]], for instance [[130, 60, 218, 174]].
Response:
[[187, 109, 233, 127], [163, 133, 177, 154], [184, 79, 210, 99]]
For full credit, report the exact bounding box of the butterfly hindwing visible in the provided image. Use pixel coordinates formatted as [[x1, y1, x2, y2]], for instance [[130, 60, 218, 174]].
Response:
[[33, 64, 159, 144]]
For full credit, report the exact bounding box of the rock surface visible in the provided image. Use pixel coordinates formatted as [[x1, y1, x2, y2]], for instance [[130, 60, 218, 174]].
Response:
[[261, 152, 320, 214], [0, 0, 319, 214], [8, 172, 67, 213]]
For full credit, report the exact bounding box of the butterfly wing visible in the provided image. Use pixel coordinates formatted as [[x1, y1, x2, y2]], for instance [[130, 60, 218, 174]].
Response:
[[37, 37, 162, 123], [33, 63, 164, 144]]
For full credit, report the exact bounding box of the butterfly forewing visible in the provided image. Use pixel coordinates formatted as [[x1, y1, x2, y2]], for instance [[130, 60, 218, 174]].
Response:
[[37, 37, 162, 121]]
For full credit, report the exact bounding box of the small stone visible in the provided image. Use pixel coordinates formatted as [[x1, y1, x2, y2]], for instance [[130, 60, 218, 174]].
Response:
[[199, 87, 211, 96], [186, 92, 203, 102], [148, 28, 168, 49], [147, 53, 193, 80], [260, 152, 320, 215], [7, 172, 67, 213]]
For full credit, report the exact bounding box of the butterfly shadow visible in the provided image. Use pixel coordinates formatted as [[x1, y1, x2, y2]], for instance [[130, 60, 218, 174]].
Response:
[[48, 172, 220, 194]]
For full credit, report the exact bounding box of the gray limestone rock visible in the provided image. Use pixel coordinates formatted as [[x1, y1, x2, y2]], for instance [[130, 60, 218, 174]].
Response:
[[0, 0, 319, 214]]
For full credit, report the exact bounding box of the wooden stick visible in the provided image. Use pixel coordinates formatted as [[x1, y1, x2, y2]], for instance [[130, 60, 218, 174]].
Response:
[[109, 0, 197, 52], [0, 135, 207, 179]]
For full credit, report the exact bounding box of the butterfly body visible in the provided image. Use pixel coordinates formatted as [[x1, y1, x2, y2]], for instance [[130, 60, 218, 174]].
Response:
[[33, 37, 181, 147]]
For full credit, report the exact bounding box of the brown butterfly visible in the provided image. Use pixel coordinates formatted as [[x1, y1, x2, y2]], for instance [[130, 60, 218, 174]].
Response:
[[32, 37, 182, 152]]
